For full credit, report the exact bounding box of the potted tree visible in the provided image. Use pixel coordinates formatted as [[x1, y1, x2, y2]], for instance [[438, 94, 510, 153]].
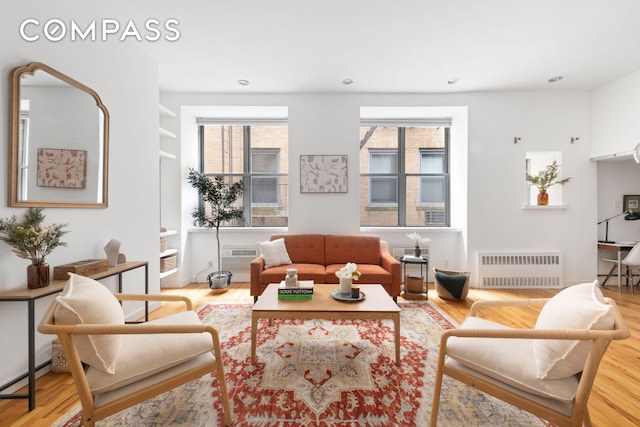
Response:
[[187, 168, 244, 291], [525, 160, 571, 206]]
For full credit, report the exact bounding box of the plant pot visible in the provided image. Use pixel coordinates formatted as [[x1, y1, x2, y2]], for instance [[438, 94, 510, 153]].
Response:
[[27, 260, 49, 289], [537, 189, 549, 206], [340, 277, 352, 296], [413, 247, 421, 257], [208, 271, 232, 290]]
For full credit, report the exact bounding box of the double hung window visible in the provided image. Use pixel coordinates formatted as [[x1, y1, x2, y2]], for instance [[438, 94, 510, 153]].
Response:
[[199, 122, 288, 226], [359, 124, 450, 227]]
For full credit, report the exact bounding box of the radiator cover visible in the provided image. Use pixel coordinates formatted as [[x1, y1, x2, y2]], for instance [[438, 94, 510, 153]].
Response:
[[477, 252, 563, 288]]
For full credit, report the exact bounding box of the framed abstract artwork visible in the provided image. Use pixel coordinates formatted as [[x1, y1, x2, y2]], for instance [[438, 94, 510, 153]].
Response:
[[300, 154, 348, 193], [37, 148, 87, 189], [623, 195, 640, 212]]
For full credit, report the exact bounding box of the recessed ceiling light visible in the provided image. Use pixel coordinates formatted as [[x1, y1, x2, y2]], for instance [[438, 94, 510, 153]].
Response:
[[342, 78, 354, 85], [548, 76, 563, 83], [238, 79, 250, 86], [447, 77, 459, 85]]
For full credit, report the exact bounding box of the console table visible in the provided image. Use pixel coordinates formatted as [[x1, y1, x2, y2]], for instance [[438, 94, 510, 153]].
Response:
[[0, 261, 149, 411]]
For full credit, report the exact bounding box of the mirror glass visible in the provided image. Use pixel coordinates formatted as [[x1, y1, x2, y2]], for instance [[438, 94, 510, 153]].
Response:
[[9, 62, 109, 208]]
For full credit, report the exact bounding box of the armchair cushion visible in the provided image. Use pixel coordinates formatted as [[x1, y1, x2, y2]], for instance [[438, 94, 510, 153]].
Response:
[[533, 281, 614, 379], [258, 237, 292, 269], [54, 273, 124, 374], [86, 310, 214, 393], [447, 317, 579, 402]]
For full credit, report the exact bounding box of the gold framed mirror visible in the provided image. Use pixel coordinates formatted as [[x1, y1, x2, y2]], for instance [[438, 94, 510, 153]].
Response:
[[9, 62, 109, 208]]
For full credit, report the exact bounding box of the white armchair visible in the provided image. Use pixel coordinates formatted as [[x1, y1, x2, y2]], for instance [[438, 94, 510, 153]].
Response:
[[430, 281, 629, 427], [38, 273, 232, 426]]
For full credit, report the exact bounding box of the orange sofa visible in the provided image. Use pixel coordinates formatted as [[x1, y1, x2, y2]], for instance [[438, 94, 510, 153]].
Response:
[[250, 234, 401, 300]]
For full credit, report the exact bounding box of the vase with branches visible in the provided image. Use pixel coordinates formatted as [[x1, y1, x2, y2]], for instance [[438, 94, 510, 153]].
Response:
[[0, 208, 69, 288], [187, 168, 244, 290], [526, 160, 571, 206]]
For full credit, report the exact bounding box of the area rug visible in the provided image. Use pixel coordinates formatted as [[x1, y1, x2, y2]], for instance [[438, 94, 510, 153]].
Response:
[[54, 302, 550, 426]]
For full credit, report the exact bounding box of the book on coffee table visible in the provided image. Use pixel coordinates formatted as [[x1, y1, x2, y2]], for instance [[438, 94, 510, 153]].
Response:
[[278, 280, 314, 300]]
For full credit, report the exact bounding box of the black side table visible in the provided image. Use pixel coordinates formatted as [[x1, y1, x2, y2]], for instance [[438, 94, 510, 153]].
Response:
[[400, 255, 429, 299]]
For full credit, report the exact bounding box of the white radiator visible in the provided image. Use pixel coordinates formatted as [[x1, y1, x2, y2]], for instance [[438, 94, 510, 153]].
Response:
[[221, 247, 258, 279], [477, 252, 563, 288]]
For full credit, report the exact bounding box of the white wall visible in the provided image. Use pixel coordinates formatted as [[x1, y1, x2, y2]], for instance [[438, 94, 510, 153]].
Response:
[[592, 70, 640, 273], [592, 69, 640, 158], [0, 7, 160, 389], [161, 90, 595, 287]]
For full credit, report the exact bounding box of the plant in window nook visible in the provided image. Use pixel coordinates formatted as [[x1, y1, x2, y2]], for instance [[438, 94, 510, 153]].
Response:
[[525, 160, 572, 206], [187, 169, 244, 292]]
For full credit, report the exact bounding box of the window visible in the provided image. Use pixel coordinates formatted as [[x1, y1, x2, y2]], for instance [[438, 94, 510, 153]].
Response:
[[360, 125, 449, 227], [251, 149, 280, 205], [199, 123, 288, 226], [369, 150, 398, 205]]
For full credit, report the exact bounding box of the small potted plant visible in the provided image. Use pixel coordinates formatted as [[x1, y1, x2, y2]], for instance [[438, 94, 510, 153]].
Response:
[[187, 169, 244, 291], [526, 160, 571, 206], [406, 232, 431, 257], [0, 208, 69, 288]]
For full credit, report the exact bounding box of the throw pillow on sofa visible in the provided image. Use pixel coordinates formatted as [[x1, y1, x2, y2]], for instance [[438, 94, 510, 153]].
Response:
[[258, 237, 292, 268]]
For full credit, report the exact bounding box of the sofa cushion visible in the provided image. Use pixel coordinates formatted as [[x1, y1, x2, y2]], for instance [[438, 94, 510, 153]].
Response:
[[271, 234, 325, 265], [258, 237, 292, 269], [325, 263, 392, 285], [86, 310, 214, 393], [325, 235, 381, 265], [260, 263, 326, 285], [533, 281, 614, 379], [54, 273, 124, 374]]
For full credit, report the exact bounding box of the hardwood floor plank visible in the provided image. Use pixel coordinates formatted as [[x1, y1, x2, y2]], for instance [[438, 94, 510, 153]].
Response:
[[1, 282, 637, 426]]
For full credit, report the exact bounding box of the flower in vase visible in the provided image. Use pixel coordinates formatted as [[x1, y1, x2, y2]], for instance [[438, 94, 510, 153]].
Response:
[[335, 262, 361, 280], [0, 208, 69, 262], [406, 232, 431, 249]]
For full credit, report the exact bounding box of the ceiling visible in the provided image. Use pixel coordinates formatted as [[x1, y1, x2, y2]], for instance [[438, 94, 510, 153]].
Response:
[[87, 0, 640, 93]]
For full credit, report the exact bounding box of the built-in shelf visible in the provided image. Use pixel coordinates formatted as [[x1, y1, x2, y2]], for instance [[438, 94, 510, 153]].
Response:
[[159, 268, 178, 279], [159, 102, 179, 285], [159, 127, 177, 139], [160, 229, 178, 237], [160, 248, 178, 258], [523, 205, 568, 210], [159, 150, 177, 160], [159, 103, 177, 118]]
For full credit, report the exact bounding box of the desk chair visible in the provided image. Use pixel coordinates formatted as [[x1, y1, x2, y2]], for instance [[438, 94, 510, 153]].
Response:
[[38, 274, 233, 427], [430, 282, 629, 427], [621, 242, 640, 294]]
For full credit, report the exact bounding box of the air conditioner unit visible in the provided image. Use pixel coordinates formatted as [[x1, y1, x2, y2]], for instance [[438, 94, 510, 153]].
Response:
[[221, 247, 259, 281]]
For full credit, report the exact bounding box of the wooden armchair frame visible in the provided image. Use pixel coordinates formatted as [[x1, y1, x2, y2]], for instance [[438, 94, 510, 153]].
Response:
[[39, 293, 232, 427], [430, 297, 629, 427]]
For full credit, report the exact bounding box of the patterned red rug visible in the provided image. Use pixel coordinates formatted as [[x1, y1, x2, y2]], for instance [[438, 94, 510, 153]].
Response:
[[54, 302, 550, 426]]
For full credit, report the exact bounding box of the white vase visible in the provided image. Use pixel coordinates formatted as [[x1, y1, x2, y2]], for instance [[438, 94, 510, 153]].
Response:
[[340, 277, 352, 295]]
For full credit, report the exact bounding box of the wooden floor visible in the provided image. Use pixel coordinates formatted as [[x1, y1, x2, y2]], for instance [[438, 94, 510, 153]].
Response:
[[2, 282, 639, 427]]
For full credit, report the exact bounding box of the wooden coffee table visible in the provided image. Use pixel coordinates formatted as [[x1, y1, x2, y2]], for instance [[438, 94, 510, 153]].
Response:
[[251, 283, 401, 365]]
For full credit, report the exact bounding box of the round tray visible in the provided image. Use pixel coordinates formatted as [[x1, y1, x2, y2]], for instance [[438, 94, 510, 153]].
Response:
[[331, 288, 366, 302]]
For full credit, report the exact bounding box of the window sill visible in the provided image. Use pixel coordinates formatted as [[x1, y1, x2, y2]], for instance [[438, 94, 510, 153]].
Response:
[[523, 205, 568, 211]]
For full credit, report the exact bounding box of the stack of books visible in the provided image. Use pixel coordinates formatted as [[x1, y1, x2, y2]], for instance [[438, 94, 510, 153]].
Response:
[[277, 280, 314, 300]]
